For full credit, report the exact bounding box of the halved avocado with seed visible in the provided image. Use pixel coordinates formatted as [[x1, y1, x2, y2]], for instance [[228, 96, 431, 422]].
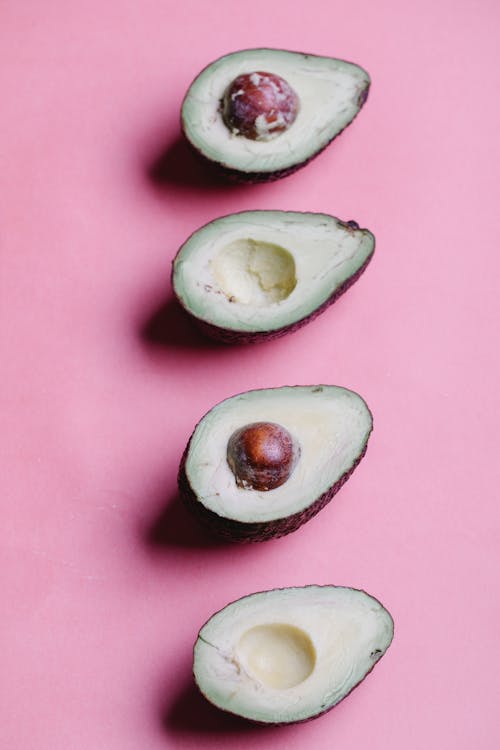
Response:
[[172, 210, 375, 344], [181, 48, 371, 182], [178, 385, 373, 542], [193, 585, 394, 724]]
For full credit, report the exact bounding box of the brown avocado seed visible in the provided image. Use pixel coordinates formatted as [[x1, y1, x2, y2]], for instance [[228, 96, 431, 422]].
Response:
[[227, 422, 300, 491], [221, 71, 299, 141]]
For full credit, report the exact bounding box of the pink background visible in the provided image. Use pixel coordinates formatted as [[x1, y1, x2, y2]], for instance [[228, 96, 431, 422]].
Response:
[[2, 1, 499, 748]]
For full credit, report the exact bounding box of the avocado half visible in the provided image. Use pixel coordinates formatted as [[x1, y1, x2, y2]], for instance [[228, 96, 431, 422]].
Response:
[[181, 48, 371, 182], [178, 385, 373, 542], [172, 210, 375, 344], [193, 585, 394, 724]]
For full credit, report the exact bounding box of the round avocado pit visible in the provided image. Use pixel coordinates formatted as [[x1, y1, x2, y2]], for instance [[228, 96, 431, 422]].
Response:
[[212, 239, 296, 306], [237, 623, 316, 689], [227, 422, 299, 491], [221, 71, 299, 142]]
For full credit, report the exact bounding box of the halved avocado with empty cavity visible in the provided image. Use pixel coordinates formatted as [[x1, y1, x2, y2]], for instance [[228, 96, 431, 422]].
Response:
[[193, 585, 394, 724], [178, 385, 373, 542], [181, 48, 370, 182], [172, 210, 375, 344]]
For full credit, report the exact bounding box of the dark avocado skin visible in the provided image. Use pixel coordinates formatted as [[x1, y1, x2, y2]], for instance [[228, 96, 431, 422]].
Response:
[[193, 585, 394, 724], [173, 238, 374, 344], [178, 430, 371, 542], [182, 78, 370, 184]]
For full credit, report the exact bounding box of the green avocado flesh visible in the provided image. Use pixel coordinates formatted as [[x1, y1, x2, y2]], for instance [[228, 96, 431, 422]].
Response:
[[181, 386, 372, 534], [182, 48, 370, 177], [194, 585, 393, 724], [172, 211, 375, 338]]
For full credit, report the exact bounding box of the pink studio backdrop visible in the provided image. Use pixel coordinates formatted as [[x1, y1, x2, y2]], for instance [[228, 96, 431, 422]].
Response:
[[1, 1, 499, 748]]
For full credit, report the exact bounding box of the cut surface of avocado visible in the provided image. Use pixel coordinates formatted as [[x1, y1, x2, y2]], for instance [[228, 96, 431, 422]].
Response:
[[172, 211, 374, 341], [193, 585, 393, 724], [179, 385, 372, 539], [182, 48, 370, 179]]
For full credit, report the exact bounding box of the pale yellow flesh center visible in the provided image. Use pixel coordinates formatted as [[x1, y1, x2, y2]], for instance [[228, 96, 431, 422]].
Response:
[[211, 239, 297, 306], [236, 624, 316, 689]]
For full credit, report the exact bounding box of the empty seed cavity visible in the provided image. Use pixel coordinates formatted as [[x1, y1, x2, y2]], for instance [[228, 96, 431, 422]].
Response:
[[236, 624, 316, 689], [212, 239, 296, 306]]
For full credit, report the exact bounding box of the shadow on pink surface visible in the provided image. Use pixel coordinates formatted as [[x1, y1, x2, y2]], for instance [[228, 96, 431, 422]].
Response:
[[145, 491, 228, 550], [138, 289, 274, 366], [163, 678, 297, 741], [147, 135, 250, 194], [140, 294, 223, 351]]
